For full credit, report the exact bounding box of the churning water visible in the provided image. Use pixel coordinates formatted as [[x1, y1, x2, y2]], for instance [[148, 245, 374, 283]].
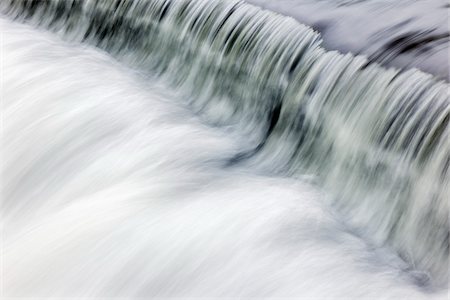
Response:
[[1, 0, 449, 298]]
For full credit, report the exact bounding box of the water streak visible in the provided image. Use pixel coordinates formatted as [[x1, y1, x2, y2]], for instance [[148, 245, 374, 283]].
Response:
[[1, 0, 448, 285]]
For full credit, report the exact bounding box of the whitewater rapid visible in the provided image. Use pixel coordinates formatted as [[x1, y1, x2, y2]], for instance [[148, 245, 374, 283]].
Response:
[[2, 0, 449, 297], [1, 17, 446, 298]]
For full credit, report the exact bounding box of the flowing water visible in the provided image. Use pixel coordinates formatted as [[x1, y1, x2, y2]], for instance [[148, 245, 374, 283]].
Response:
[[1, 0, 449, 298], [247, 0, 449, 80]]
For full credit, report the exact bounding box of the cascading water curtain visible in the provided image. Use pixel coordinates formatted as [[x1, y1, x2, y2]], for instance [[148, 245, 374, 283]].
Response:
[[2, 0, 449, 288]]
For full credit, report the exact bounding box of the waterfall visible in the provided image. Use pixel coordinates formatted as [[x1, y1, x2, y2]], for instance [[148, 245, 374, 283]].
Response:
[[2, 0, 448, 285]]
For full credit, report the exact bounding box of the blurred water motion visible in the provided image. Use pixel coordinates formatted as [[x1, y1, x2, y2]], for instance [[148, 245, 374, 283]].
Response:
[[1, 0, 449, 298], [248, 0, 449, 80]]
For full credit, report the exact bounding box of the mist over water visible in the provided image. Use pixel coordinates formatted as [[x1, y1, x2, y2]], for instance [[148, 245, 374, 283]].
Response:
[[1, 0, 449, 298]]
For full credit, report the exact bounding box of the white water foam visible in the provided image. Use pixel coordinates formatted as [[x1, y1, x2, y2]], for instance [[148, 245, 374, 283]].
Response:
[[2, 1, 448, 282], [1, 18, 447, 298]]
